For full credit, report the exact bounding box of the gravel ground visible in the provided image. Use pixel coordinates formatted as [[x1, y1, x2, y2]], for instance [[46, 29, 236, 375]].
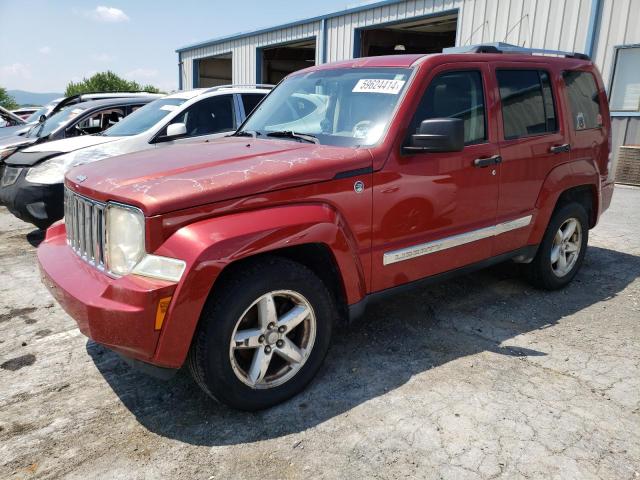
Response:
[[1, 186, 639, 480]]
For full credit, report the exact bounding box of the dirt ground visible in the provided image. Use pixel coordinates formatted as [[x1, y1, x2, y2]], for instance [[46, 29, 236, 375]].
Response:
[[1, 186, 639, 480]]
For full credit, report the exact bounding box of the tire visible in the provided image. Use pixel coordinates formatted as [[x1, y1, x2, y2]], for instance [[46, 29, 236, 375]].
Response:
[[188, 256, 335, 411], [524, 202, 589, 290]]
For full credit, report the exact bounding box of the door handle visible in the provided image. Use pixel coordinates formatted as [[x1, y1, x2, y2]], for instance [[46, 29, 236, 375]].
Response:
[[474, 155, 502, 168], [550, 143, 571, 153]]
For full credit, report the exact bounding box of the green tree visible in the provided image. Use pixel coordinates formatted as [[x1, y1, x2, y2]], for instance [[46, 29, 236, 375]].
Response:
[[0, 87, 19, 110], [64, 71, 161, 96]]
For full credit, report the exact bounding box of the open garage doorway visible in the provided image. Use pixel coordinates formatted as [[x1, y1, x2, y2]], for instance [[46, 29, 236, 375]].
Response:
[[196, 53, 232, 87], [259, 38, 316, 84], [355, 12, 457, 57]]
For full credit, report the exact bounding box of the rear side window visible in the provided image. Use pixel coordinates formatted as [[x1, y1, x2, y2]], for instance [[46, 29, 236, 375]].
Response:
[[563, 71, 602, 130], [497, 69, 557, 139], [409, 70, 486, 145], [241, 93, 264, 116]]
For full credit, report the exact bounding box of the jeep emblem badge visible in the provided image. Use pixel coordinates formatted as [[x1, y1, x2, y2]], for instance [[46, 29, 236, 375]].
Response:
[[75, 174, 87, 183], [354, 180, 364, 194]]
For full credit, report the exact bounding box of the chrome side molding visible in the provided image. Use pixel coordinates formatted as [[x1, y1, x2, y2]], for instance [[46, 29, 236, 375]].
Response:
[[383, 215, 532, 266]]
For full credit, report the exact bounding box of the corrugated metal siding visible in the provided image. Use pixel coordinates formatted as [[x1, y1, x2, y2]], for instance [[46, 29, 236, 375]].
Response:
[[593, 0, 640, 89], [181, 22, 322, 87], [179, 0, 593, 88]]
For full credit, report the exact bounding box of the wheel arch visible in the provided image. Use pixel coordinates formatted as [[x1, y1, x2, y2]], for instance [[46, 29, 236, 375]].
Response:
[[529, 159, 600, 244], [150, 203, 365, 368]]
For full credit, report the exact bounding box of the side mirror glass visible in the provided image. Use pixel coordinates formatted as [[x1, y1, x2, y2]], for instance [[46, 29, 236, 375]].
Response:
[[404, 118, 464, 153], [165, 122, 187, 139], [39, 114, 46, 123]]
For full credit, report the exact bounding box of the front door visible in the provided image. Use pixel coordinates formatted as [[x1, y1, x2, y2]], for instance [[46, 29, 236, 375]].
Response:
[[371, 64, 501, 292]]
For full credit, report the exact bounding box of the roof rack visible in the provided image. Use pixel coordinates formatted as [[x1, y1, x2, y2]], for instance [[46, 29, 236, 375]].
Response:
[[202, 84, 275, 94], [443, 42, 590, 61]]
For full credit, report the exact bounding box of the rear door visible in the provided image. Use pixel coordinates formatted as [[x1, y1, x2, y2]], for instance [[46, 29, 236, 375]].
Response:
[[490, 62, 571, 255], [155, 94, 237, 146]]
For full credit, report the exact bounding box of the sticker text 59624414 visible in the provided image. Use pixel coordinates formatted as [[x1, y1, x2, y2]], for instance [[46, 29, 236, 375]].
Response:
[[352, 79, 406, 95]]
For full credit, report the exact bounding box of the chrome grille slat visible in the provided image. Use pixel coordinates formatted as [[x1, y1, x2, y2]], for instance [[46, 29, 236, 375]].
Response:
[[64, 187, 106, 270]]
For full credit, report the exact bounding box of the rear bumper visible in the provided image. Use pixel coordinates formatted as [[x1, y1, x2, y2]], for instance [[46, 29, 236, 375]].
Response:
[[38, 223, 178, 364], [600, 180, 614, 215]]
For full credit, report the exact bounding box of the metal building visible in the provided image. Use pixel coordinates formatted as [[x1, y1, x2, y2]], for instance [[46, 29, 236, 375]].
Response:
[[176, 0, 640, 174]]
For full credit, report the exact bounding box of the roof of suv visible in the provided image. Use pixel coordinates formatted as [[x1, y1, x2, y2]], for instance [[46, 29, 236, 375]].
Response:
[[167, 84, 274, 100], [59, 96, 160, 112], [304, 44, 593, 73]]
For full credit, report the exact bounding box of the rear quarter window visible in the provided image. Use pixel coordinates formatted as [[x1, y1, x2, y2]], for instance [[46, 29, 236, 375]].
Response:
[[563, 71, 602, 131]]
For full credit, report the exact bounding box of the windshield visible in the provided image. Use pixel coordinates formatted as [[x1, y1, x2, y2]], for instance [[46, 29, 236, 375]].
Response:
[[239, 67, 412, 147], [102, 97, 186, 136], [26, 106, 85, 139], [24, 105, 52, 123]]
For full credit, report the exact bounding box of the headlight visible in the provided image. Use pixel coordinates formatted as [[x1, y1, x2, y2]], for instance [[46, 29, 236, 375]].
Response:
[[0, 147, 17, 161], [25, 153, 71, 184], [105, 202, 186, 281], [105, 203, 146, 276], [1, 166, 22, 186]]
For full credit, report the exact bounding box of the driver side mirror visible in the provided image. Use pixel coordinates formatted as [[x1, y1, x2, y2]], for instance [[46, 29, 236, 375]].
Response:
[[165, 122, 187, 139], [403, 118, 464, 153], [39, 114, 46, 123]]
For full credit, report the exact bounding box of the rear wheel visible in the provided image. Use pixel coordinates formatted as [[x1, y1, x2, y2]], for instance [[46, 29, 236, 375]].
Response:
[[524, 202, 589, 290], [188, 256, 335, 410]]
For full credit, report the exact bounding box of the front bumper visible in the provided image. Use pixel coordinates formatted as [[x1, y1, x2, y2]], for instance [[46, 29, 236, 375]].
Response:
[[38, 222, 178, 365], [0, 166, 63, 229]]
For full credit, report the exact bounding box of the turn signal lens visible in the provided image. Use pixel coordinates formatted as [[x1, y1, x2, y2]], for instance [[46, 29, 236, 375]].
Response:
[[155, 296, 172, 330]]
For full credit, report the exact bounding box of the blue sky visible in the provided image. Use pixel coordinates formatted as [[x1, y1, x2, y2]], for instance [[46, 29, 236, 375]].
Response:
[[0, 0, 375, 93]]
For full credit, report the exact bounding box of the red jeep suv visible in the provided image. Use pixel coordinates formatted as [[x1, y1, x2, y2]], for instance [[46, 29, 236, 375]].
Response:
[[38, 44, 614, 410]]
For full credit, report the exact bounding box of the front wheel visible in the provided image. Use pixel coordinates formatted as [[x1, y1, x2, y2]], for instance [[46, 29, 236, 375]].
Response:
[[188, 256, 335, 410], [523, 202, 589, 290]]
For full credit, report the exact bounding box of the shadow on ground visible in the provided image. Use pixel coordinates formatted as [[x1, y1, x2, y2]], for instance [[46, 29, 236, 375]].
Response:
[[88, 245, 639, 446]]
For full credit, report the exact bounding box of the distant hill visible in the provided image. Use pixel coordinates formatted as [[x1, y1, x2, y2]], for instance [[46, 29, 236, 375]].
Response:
[[8, 90, 63, 106]]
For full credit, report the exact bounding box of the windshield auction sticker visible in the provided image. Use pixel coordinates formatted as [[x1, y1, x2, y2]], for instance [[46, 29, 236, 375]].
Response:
[[352, 79, 406, 94]]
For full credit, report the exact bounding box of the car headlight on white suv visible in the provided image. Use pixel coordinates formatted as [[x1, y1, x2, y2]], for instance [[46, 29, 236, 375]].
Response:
[[105, 202, 186, 282], [25, 152, 74, 184]]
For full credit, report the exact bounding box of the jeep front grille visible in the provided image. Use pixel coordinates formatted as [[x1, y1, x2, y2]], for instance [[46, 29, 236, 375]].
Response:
[[64, 187, 107, 269]]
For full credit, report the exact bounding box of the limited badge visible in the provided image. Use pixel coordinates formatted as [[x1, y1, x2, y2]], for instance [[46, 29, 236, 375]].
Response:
[[354, 180, 365, 193]]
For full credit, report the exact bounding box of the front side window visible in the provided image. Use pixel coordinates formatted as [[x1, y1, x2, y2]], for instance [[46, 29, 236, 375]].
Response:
[[497, 69, 558, 139], [161, 94, 235, 138], [70, 108, 125, 136], [563, 70, 602, 130], [409, 70, 486, 145], [239, 67, 412, 147]]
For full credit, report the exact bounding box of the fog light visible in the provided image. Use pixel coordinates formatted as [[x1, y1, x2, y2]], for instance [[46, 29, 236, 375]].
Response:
[[155, 296, 172, 330]]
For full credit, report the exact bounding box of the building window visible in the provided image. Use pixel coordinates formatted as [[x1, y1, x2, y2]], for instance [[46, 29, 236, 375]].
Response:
[[610, 46, 640, 112], [496, 70, 558, 140]]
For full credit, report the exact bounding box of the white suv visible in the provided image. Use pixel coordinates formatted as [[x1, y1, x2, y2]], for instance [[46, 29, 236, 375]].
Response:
[[21, 85, 272, 185]]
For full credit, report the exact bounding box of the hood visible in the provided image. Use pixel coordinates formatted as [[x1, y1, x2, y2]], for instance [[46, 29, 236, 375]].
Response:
[[67, 137, 372, 216], [0, 135, 37, 155], [23, 135, 121, 154], [0, 124, 30, 140]]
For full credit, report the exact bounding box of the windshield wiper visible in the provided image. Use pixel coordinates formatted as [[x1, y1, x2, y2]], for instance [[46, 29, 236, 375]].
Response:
[[233, 130, 261, 138], [266, 130, 319, 144]]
